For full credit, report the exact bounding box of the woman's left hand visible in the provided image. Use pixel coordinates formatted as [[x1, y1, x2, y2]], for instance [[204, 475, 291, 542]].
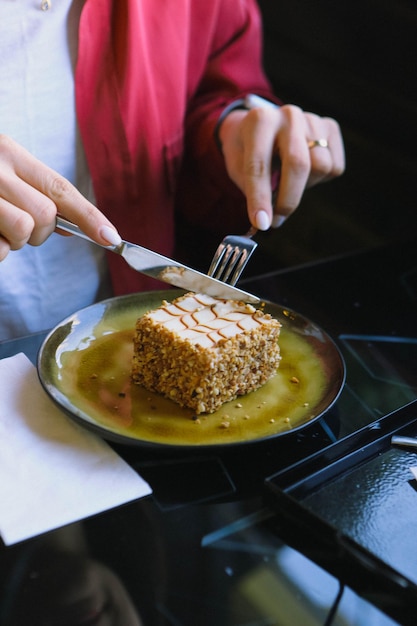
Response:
[[218, 103, 345, 230]]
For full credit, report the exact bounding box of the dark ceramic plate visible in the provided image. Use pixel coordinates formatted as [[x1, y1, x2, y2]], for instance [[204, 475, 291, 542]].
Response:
[[37, 290, 345, 449]]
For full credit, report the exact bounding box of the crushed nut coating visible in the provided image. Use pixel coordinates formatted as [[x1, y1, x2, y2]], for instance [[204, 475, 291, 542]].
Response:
[[131, 292, 281, 414]]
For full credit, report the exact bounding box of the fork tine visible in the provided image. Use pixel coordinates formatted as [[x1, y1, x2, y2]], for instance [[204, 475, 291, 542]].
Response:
[[226, 248, 250, 285], [208, 228, 258, 286], [209, 243, 257, 285], [207, 243, 227, 278], [213, 246, 243, 284], [212, 244, 242, 283]]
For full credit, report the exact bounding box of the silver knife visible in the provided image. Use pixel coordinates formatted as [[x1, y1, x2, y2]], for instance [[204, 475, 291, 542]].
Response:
[[56, 216, 260, 304]]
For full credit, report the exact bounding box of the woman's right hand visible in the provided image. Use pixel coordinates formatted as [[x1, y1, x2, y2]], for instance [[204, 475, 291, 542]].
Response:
[[0, 135, 121, 261]]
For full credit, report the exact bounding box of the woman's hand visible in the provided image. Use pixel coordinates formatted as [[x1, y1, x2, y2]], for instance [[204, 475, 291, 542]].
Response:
[[218, 103, 345, 230], [0, 135, 121, 261]]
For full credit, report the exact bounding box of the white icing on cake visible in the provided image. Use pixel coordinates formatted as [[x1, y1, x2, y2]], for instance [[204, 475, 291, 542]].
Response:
[[148, 293, 265, 349]]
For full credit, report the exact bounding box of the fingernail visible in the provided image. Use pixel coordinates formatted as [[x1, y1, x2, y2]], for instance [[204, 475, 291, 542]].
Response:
[[100, 225, 122, 246], [272, 214, 287, 228], [255, 210, 270, 231]]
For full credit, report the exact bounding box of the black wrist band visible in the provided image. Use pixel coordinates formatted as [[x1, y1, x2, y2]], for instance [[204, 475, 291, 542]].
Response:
[[214, 99, 248, 151], [214, 94, 279, 152]]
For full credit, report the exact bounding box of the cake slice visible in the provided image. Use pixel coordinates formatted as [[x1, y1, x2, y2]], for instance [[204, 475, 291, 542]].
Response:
[[131, 292, 281, 414]]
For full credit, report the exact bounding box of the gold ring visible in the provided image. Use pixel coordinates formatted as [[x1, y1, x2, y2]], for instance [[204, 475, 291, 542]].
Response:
[[307, 138, 329, 149]]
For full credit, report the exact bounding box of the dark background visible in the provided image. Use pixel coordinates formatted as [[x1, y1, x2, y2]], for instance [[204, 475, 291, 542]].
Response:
[[253, 0, 417, 272]]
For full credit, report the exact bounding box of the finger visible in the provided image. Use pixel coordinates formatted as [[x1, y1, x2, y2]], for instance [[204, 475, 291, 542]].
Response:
[[0, 198, 35, 249], [2, 137, 120, 245], [307, 142, 333, 187], [0, 236, 11, 262], [0, 173, 58, 245], [240, 108, 277, 230], [305, 115, 345, 187], [17, 165, 120, 246], [326, 118, 346, 177], [274, 106, 311, 215], [303, 113, 333, 187]]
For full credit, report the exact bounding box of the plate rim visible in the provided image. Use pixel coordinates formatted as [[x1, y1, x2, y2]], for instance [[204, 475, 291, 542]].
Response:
[[37, 290, 346, 450]]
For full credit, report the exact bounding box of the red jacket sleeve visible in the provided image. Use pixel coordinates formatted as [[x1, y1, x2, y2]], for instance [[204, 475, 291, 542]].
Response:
[[176, 0, 280, 235]]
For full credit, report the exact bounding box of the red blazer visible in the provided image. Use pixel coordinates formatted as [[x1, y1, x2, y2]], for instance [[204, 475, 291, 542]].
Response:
[[76, 0, 274, 294]]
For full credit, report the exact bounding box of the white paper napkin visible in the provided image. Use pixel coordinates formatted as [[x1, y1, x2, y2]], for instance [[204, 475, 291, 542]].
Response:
[[0, 353, 152, 545]]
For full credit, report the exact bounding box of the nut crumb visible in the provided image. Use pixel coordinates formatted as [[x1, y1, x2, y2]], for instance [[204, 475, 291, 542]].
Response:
[[235, 403, 243, 408], [269, 418, 275, 424], [303, 402, 309, 407], [220, 421, 230, 429], [244, 414, 250, 420], [290, 376, 300, 384], [284, 417, 290, 423]]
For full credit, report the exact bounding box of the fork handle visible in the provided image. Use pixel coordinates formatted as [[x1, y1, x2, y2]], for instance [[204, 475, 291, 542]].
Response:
[[246, 226, 258, 239]]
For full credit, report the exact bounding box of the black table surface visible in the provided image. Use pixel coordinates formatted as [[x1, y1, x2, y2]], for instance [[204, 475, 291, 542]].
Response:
[[1, 237, 417, 626]]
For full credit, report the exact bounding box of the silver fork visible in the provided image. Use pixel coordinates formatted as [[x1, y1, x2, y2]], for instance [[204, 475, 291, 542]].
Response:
[[207, 226, 258, 286]]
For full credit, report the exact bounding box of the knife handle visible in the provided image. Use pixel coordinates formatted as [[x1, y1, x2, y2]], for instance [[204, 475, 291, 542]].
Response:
[[55, 216, 117, 250], [56, 216, 94, 240]]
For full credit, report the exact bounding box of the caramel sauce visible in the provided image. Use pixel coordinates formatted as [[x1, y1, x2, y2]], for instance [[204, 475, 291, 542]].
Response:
[[56, 322, 326, 447]]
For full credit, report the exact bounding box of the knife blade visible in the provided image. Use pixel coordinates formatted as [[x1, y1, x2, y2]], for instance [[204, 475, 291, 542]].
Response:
[[56, 217, 260, 304]]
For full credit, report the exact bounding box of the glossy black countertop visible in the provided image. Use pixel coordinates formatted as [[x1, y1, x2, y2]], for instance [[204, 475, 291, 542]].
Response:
[[1, 237, 417, 626]]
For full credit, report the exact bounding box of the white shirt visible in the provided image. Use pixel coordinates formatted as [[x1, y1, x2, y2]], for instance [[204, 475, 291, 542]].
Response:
[[0, 0, 112, 341]]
